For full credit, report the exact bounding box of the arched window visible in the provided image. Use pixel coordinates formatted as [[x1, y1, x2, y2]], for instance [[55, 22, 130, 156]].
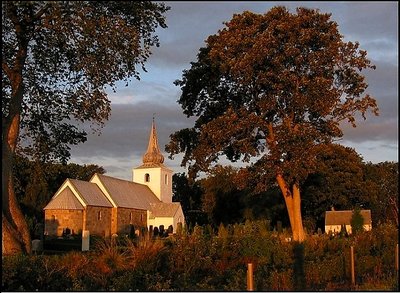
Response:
[[164, 174, 168, 185], [129, 212, 133, 222], [97, 211, 102, 220], [51, 215, 56, 223], [145, 173, 150, 182]]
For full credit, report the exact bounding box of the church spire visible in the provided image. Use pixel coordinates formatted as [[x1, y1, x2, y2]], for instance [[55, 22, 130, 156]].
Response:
[[142, 117, 164, 167]]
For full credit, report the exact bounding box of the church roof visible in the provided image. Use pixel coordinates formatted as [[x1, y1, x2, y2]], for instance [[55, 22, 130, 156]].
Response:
[[43, 186, 84, 210], [150, 202, 181, 217], [140, 118, 165, 167], [95, 174, 160, 209], [69, 179, 113, 207], [325, 210, 372, 226]]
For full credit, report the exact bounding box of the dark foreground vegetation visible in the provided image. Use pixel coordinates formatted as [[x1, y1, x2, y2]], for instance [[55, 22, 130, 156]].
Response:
[[2, 221, 398, 291]]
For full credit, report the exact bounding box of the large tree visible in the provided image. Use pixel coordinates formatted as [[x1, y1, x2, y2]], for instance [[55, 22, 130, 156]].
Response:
[[2, 1, 169, 254], [199, 165, 244, 227], [301, 143, 371, 231], [363, 161, 398, 226], [166, 7, 378, 242]]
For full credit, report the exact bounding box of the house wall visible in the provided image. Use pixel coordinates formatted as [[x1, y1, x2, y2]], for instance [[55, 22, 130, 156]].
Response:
[[325, 224, 372, 235], [148, 208, 185, 234], [172, 207, 185, 231], [116, 207, 147, 235], [152, 217, 174, 231], [85, 206, 112, 237], [44, 209, 84, 236], [133, 167, 173, 203]]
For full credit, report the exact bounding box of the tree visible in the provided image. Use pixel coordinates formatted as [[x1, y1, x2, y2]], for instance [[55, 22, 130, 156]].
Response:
[[166, 7, 378, 242], [172, 173, 206, 227], [199, 165, 244, 227], [350, 207, 364, 235], [363, 162, 398, 226], [301, 143, 370, 231], [2, 1, 169, 254], [13, 154, 105, 237]]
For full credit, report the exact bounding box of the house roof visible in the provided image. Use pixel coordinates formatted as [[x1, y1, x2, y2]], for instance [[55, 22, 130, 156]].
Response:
[[69, 179, 113, 207], [43, 186, 84, 210], [95, 174, 160, 209], [150, 202, 181, 217], [325, 210, 372, 226]]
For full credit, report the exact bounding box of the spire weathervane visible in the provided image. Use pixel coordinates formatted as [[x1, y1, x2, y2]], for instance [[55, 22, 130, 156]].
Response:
[[142, 116, 164, 166]]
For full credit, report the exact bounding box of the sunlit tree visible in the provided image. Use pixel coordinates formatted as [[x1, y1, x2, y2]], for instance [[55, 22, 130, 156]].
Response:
[[363, 161, 398, 226], [2, 1, 169, 254], [167, 7, 378, 242], [301, 143, 369, 230]]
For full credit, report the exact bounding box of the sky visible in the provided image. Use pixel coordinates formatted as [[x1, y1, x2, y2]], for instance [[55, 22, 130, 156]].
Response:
[[69, 1, 398, 180]]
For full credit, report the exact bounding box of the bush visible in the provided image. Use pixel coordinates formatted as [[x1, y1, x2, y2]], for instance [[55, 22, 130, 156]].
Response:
[[2, 220, 398, 291]]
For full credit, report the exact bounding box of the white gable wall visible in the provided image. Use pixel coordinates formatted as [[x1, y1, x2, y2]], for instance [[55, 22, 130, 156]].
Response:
[[325, 224, 372, 235], [133, 166, 172, 203], [147, 206, 185, 233]]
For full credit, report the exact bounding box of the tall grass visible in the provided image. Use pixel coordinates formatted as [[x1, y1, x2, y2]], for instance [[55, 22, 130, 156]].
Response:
[[2, 221, 398, 291]]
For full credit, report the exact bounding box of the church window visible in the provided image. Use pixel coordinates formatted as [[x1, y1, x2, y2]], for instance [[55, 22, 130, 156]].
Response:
[[164, 174, 168, 185], [98, 211, 102, 220], [140, 214, 144, 222], [129, 212, 133, 222], [145, 173, 150, 182], [51, 215, 56, 223]]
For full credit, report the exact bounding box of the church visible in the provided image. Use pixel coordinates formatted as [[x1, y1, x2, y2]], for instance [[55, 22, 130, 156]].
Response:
[[43, 119, 185, 237]]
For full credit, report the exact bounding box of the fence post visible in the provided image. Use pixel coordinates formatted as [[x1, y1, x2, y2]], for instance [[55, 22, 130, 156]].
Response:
[[247, 262, 254, 291], [350, 246, 355, 286], [396, 243, 399, 284], [82, 230, 90, 251]]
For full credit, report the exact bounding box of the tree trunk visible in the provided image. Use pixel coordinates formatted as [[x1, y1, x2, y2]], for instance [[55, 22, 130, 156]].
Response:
[[276, 173, 305, 242], [2, 115, 32, 255], [2, 9, 32, 254]]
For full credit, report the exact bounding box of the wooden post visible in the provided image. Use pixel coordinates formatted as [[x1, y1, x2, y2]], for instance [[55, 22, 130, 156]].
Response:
[[247, 263, 254, 291], [350, 246, 355, 286], [82, 230, 90, 251], [396, 244, 399, 282]]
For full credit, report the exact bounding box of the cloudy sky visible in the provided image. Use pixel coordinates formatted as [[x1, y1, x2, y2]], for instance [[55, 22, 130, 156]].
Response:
[[69, 1, 398, 180]]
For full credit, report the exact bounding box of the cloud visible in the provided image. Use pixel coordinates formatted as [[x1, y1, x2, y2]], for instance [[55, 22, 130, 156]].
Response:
[[69, 101, 196, 179], [68, 1, 398, 179]]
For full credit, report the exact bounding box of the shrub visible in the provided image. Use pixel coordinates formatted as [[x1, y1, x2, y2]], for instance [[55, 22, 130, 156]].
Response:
[[351, 208, 364, 234]]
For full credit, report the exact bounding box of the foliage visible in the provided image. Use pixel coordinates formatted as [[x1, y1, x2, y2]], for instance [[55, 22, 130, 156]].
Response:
[[2, 222, 398, 291], [363, 162, 399, 226], [13, 154, 105, 237], [3, 1, 170, 162], [166, 6, 378, 241], [2, 0, 169, 254], [301, 143, 370, 230], [351, 207, 365, 235], [172, 172, 206, 227], [199, 165, 245, 227]]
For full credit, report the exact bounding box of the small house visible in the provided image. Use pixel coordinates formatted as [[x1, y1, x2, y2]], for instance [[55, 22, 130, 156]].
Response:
[[324, 209, 372, 235]]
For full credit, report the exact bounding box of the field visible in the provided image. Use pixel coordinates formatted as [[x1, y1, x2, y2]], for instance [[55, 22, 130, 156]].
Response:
[[2, 221, 398, 291]]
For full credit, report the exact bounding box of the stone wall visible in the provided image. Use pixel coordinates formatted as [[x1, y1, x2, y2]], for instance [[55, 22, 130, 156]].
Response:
[[116, 207, 147, 235], [85, 206, 112, 237], [44, 209, 84, 236]]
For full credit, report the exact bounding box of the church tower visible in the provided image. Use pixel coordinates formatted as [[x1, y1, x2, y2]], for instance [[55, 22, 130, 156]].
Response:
[[132, 118, 173, 203]]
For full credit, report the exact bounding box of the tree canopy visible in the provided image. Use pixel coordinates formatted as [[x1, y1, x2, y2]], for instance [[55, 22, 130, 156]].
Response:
[[301, 143, 370, 230], [2, 1, 169, 162], [166, 6, 378, 241], [2, 1, 169, 254]]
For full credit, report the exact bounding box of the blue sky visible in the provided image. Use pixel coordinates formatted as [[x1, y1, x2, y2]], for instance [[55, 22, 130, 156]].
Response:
[[69, 1, 398, 180]]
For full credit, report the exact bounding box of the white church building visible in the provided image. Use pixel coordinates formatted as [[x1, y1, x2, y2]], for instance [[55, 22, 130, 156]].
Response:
[[43, 120, 185, 237]]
